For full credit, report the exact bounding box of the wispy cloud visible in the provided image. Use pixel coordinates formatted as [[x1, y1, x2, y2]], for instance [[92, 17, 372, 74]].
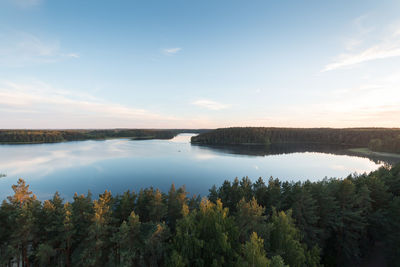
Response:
[[0, 31, 78, 67], [322, 19, 400, 71], [0, 80, 181, 128], [64, 53, 80, 58], [163, 47, 182, 55], [192, 99, 229, 111], [323, 43, 400, 72], [0, 140, 133, 177]]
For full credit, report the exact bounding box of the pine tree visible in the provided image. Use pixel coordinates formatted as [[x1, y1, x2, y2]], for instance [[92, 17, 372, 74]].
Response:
[[309, 180, 338, 250], [149, 189, 167, 222], [236, 197, 267, 243], [63, 202, 74, 267], [218, 178, 243, 213], [290, 183, 321, 247], [143, 223, 170, 266], [237, 232, 270, 267], [7, 178, 40, 267], [268, 209, 307, 267], [78, 191, 114, 266], [7, 178, 35, 206], [113, 211, 142, 265], [240, 177, 253, 201], [136, 188, 156, 222], [270, 255, 288, 267], [38, 192, 66, 265], [0, 200, 15, 265], [172, 198, 239, 266], [266, 178, 281, 214], [167, 184, 188, 231], [385, 196, 400, 264], [208, 185, 218, 203], [334, 179, 366, 265], [252, 177, 268, 208], [70, 192, 94, 264], [113, 190, 136, 224]]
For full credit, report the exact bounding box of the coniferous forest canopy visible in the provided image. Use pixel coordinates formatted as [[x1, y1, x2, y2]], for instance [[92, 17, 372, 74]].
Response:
[[1, 164, 400, 267], [191, 127, 400, 154], [0, 129, 208, 144]]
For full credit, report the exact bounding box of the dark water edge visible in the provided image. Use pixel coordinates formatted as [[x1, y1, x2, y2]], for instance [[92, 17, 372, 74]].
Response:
[[192, 143, 400, 166]]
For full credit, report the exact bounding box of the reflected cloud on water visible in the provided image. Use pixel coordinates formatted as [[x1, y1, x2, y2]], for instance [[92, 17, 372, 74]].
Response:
[[0, 134, 396, 201], [0, 139, 135, 177]]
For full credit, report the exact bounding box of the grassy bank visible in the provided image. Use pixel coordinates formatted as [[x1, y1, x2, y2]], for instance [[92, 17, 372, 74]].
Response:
[[348, 147, 400, 158]]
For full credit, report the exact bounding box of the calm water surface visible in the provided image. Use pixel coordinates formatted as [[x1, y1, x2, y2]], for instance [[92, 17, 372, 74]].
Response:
[[0, 134, 391, 200]]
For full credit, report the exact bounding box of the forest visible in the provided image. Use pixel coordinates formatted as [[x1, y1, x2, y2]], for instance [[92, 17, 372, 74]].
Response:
[[0, 129, 207, 144], [191, 127, 400, 154], [1, 164, 399, 267]]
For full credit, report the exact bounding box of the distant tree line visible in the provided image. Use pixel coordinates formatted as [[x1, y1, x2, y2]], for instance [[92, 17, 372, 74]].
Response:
[[1, 164, 400, 266], [0, 129, 209, 144], [191, 127, 400, 153]]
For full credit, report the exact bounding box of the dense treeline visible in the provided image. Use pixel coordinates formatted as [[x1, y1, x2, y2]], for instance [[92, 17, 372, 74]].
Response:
[[1, 164, 400, 266], [191, 127, 400, 153], [0, 129, 207, 144]]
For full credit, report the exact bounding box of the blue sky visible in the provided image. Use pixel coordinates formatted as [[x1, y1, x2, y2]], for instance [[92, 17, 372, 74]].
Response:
[[0, 0, 399, 128]]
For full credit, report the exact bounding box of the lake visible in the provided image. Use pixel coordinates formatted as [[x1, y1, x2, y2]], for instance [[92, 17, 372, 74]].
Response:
[[0, 133, 396, 201]]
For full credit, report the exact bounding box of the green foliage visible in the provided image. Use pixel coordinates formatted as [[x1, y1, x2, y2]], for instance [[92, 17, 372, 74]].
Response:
[[112, 189, 136, 226], [113, 211, 142, 265], [334, 179, 367, 264], [171, 198, 239, 267], [166, 184, 188, 231], [284, 182, 321, 247], [270, 255, 288, 267], [191, 127, 400, 153], [0, 129, 183, 144], [268, 209, 307, 267], [7, 178, 35, 206], [79, 190, 114, 266], [369, 135, 400, 153], [236, 197, 267, 243], [237, 232, 271, 267], [37, 243, 55, 265], [385, 196, 400, 264], [1, 164, 400, 266]]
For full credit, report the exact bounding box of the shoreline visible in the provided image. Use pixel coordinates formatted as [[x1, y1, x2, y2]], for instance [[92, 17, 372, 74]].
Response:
[[0, 136, 176, 145], [348, 148, 400, 159]]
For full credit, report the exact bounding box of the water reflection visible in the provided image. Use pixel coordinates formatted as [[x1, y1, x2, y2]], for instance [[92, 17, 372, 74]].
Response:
[[192, 143, 400, 165], [0, 139, 134, 177], [0, 134, 395, 201]]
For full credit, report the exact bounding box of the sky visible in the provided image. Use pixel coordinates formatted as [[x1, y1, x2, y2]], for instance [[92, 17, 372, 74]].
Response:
[[0, 0, 399, 129]]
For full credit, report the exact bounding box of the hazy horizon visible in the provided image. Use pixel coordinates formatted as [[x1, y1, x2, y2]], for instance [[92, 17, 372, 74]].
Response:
[[1, 0, 399, 128], [1, 126, 400, 130]]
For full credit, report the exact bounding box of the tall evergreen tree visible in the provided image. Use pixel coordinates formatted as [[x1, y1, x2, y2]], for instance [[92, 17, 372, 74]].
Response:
[[112, 211, 142, 266], [237, 232, 271, 267], [172, 198, 239, 266], [78, 191, 114, 266], [268, 209, 320, 267], [167, 184, 188, 231], [334, 179, 366, 265], [236, 197, 267, 243]]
